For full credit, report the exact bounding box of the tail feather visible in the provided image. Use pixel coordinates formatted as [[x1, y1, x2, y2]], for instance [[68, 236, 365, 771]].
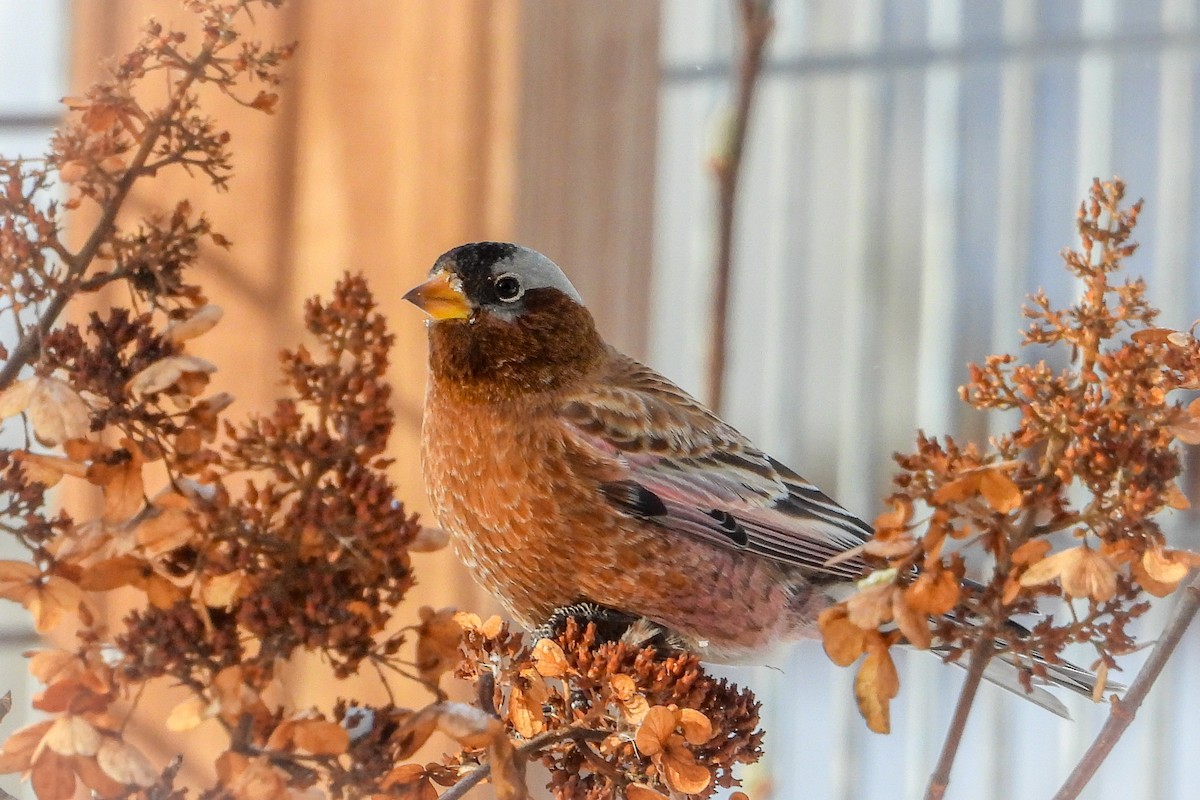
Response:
[[936, 640, 1118, 719], [978, 658, 1073, 718], [933, 591, 1117, 717]]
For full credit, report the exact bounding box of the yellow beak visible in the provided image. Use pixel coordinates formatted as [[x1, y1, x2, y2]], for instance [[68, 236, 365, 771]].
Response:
[[403, 270, 471, 320]]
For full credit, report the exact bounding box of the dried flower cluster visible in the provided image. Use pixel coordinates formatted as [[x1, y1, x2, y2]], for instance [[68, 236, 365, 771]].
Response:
[[819, 179, 1200, 735], [447, 616, 761, 800], [0, 3, 763, 799]]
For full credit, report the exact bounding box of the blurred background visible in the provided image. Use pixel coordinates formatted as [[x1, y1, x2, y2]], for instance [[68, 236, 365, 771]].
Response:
[[3, 1, 1200, 798]]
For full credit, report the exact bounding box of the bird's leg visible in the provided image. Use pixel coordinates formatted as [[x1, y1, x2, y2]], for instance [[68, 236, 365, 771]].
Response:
[[533, 602, 690, 656]]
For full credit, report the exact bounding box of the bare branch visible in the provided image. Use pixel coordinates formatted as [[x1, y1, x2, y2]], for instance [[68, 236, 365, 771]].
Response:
[[706, 0, 774, 412], [1052, 572, 1200, 800], [924, 631, 995, 800], [438, 727, 607, 800]]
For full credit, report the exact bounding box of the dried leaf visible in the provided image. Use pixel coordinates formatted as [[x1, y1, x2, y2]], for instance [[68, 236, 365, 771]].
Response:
[[846, 581, 895, 630], [625, 785, 670, 800], [28, 650, 80, 685], [1131, 327, 1175, 344], [1128, 561, 1176, 597], [931, 474, 979, 505], [508, 684, 543, 739], [390, 710, 439, 760], [27, 577, 88, 633], [979, 468, 1022, 513], [873, 498, 912, 531], [79, 556, 146, 591], [1092, 661, 1110, 703], [1020, 546, 1118, 601], [904, 569, 961, 615], [96, 737, 157, 786], [165, 304, 224, 342], [635, 706, 676, 757], [415, 607, 463, 687], [1142, 547, 1190, 585], [135, 494, 195, 556], [31, 750, 76, 800], [1164, 482, 1192, 510], [127, 355, 216, 397], [0, 560, 40, 592], [0, 378, 37, 419], [75, 752, 126, 796], [86, 443, 145, 524], [226, 755, 289, 800], [291, 720, 350, 756], [609, 673, 649, 724], [166, 696, 210, 732], [146, 574, 187, 609], [855, 642, 899, 734], [452, 611, 483, 631], [660, 739, 711, 794], [12, 451, 88, 486], [42, 715, 101, 756], [678, 709, 713, 745], [200, 571, 247, 608], [250, 91, 280, 113], [408, 525, 451, 553], [891, 589, 932, 650], [1012, 539, 1052, 567], [380, 763, 433, 796], [863, 535, 918, 559], [818, 606, 868, 666], [531, 638, 568, 678], [1001, 576, 1022, 605], [0, 719, 54, 773], [1170, 416, 1200, 445], [434, 702, 503, 749], [26, 377, 90, 446]]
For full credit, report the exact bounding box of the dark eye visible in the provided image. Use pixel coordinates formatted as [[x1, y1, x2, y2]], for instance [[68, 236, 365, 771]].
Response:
[[493, 273, 524, 302]]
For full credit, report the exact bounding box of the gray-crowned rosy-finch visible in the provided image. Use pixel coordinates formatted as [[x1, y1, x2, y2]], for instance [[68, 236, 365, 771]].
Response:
[[405, 241, 1098, 717]]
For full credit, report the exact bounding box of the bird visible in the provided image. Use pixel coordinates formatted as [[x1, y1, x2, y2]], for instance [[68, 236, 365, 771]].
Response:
[[404, 241, 1098, 716]]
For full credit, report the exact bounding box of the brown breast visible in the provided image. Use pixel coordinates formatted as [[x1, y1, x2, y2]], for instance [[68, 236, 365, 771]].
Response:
[[420, 379, 630, 626]]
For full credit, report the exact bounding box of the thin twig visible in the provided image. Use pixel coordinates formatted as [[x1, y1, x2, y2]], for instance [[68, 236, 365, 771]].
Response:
[[1051, 572, 1200, 800], [925, 630, 995, 800], [438, 727, 606, 800], [706, 0, 774, 412]]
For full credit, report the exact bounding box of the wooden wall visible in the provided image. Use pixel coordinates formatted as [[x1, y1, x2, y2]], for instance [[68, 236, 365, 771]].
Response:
[[69, 0, 660, 785]]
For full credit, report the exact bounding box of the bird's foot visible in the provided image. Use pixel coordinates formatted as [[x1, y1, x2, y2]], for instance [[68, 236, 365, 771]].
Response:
[[533, 601, 635, 643], [533, 602, 689, 657]]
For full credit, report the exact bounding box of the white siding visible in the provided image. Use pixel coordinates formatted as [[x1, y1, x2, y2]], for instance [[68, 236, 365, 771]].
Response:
[[655, 1, 1200, 798]]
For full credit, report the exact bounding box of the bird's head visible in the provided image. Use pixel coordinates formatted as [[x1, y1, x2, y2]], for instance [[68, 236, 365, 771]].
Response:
[[404, 243, 604, 395], [403, 242, 584, 324]]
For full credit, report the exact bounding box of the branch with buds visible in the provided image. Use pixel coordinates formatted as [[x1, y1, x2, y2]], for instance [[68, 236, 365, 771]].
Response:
[[817, 179, 1200, 797]]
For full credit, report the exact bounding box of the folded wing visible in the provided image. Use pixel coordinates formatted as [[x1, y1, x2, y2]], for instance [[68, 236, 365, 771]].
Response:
[[559, 352, 873, 582]]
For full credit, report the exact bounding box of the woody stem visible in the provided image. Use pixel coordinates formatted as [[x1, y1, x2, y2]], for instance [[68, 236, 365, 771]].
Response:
[[924, 629, 995, 800], [438, 727, 607, 800], [1051, 571, 1200, 800], [706, 0, 773, 413]]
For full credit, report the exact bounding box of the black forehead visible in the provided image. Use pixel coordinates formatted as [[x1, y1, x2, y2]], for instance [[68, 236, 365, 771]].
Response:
[[438, 242, 518, 282]]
